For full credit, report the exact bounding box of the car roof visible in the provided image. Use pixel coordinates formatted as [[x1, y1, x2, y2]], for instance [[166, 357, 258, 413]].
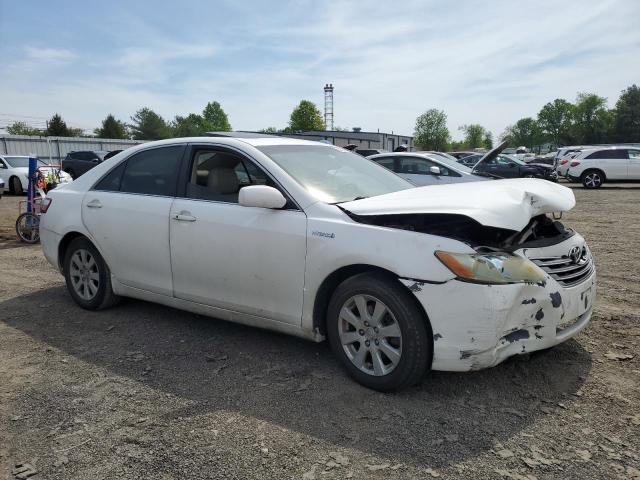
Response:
[[579, 145, 630, 154], [123, 135, 325, 150]]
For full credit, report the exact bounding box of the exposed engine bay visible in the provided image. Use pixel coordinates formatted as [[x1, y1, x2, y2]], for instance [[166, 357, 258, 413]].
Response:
[[345, 211, 574, 250]]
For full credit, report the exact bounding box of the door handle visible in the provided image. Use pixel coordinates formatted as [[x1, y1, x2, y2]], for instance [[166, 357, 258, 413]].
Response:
[[172, 212, 196, 222], [86, 199, 102, 209]]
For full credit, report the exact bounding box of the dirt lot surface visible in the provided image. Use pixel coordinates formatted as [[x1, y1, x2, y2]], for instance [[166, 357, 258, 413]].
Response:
[[0, 184, 639, 480]]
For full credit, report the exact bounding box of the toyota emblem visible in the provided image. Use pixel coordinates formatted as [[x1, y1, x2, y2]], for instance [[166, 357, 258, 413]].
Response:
[[568, 246, 582, 264]]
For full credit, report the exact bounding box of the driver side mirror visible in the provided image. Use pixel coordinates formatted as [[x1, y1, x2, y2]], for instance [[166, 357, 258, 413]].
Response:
[[239, 185, 287, 209], [429, 165, 441, 175]]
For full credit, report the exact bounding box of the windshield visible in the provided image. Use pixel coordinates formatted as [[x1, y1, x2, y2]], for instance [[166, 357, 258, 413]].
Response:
[[3, 157, 48, 168], [256, 144, 412, 203]]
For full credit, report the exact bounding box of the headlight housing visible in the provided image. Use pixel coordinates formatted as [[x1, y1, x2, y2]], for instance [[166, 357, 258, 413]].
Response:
[[435, 251, 546, 285]]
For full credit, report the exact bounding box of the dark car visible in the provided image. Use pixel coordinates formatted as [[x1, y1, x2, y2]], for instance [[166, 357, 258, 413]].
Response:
[[62, 150, 110, 178], [462, 153, 557, 181]]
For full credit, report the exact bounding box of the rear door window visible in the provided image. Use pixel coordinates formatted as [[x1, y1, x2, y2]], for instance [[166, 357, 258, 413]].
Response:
[[117, 146, 184, 196], [586, 149, 628, 159]]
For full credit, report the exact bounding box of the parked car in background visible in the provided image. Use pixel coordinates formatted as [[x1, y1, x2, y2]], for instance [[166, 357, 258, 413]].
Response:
[[0, 155, 72, 194], [0, 177, 4, 198], [355, 148, 387, 157], [462, 153, 558, 181], [527, 152, 557, 166], [62, 150, 111, 179], [566, 146, 640, 188], [448, 151, 478, 160], [368, 152, 488, 186], [39, 135, 594, 391], [555, 147, 585, 175]]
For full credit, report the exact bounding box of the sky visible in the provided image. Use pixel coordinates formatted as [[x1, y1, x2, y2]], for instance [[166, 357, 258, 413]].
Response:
[[0, 0, 639, 139]]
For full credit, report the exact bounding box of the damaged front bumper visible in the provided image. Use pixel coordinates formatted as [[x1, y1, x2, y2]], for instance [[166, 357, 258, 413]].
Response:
[[400, 237, 596, 372]]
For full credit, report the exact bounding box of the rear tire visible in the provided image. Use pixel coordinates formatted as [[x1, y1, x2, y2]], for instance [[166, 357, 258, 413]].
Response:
[[581, 170, 604, 188], [326, 272, 431, 391], [63, 237, 120, 310], [9, 177, 22, 195]]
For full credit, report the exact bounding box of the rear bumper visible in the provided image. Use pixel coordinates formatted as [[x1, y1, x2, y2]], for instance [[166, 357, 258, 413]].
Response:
[[40, 227, 62, 273]]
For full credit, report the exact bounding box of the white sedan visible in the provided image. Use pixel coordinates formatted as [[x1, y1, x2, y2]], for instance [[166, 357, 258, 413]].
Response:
[[39, 135, 596, 390], [0, 155, 73, 194]]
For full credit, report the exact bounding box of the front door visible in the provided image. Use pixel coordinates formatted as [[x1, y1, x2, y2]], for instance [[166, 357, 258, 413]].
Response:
[[169, 146, 307, 326], [81, 145, 184, 296]]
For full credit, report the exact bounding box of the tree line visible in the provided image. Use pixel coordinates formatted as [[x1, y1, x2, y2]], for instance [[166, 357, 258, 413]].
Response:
[[5, 99, 326, 140], [414, 84, 640, 151]]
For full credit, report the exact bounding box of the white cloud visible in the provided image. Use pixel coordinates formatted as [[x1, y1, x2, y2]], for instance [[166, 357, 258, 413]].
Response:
[[24, 46, 76, 64]]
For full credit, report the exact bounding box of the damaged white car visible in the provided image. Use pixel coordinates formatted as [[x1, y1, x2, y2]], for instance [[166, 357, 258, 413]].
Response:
[[39, 135, 595, 391]]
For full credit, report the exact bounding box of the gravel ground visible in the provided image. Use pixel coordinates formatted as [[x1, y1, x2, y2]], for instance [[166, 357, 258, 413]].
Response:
[[0, 184, 639, 480]]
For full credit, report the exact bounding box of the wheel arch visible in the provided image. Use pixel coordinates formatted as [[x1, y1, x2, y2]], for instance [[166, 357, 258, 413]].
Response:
[[312, 264, 434, 343], [58, 231, 90, 271]]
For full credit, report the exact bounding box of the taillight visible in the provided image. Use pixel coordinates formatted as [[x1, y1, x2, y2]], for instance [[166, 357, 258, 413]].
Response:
[[40, 197, 52, 213], [570, 161, 581, 167], [559, 159, 569, 165]]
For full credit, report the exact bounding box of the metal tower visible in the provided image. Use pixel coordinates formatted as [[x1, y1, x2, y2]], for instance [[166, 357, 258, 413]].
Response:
[[324, 83, 334, 131]]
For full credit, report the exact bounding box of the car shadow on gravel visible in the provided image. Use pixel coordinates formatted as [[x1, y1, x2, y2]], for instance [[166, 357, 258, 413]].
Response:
[[1, 287, 592, 469]]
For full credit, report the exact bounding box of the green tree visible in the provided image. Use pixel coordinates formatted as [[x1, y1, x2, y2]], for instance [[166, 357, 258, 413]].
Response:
[[288, 100, 325, 131], [537, 98, 575, 146], [94, 114, 128, 139], [202, 101, 232, 132], [171, 113, 207, 137], [458, 124, 487, 149], [611, 84, 640, 143], [572, 93, 611, 144], [503, 117, 541, 148], [483, 130, 493, 149], [128, 107, 171, 140], [46, 113, 70, 136], [258, 127, 280, 134], [413, 109, 450, 151], [6, 121, 44, 136]]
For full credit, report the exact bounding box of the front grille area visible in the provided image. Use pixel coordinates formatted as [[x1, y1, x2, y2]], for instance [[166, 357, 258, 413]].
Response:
[[530, 246, 594, 287]]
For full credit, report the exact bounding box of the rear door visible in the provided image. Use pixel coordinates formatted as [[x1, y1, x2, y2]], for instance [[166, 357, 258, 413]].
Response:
[[586, 149, 628, 179], [627, 149, 640, 179], [81, 145, 185, 296]]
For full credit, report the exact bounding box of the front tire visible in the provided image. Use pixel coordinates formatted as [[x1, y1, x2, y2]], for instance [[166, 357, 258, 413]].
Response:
[[326, 273, 431, 391], [63, 237, 120, 310]]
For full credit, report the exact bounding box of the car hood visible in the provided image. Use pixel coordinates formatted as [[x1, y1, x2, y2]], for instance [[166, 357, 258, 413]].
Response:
[[340, 178, 575, 232]]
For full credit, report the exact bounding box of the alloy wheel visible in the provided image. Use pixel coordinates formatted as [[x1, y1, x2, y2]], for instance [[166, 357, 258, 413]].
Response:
[[69, 249, 100, 300], [584, 172, 601, 188], [338, 294, 402, 376]]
